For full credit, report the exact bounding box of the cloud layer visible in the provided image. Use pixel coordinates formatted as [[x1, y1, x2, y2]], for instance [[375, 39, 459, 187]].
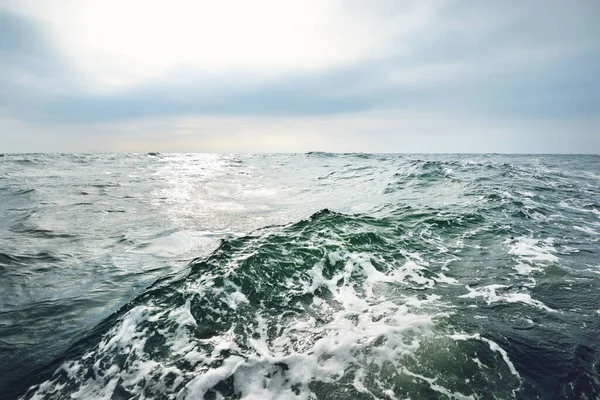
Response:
[[1, 0, 599, 153]]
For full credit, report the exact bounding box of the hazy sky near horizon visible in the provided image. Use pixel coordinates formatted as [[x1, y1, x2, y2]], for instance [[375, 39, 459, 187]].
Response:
[[1, 0, 599, 153]]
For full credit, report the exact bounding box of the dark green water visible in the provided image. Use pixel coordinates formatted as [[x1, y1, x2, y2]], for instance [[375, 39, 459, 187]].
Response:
[[1, 154, 599, 399]]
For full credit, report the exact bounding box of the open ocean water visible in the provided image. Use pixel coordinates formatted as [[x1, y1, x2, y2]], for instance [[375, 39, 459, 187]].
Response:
[[0, 153, 599, 399]]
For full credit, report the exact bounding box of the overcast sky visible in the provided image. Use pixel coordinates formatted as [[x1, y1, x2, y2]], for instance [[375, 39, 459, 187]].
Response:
[[1, 0, 599, 153]]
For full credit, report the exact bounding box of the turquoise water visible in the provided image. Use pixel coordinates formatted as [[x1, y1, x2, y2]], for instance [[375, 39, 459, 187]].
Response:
[[1, 153, 599, 399]]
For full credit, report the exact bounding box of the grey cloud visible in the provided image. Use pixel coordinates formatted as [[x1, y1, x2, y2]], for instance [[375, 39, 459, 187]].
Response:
[[0, 11, 73, 117], [0, 2, 599, 129]]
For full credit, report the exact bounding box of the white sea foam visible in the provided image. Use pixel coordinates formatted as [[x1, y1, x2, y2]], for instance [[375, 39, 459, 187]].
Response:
[[559, 200, 600, 216], [434, 273, 459, 285], [401, 368, 475, 400], [459, 284, 555, 312], [506, 237, 558, 264], [514, 263, 541, 275], [449, 333, 520, 378], [574, 225, 599, 235], [519, 191, 535, 198]]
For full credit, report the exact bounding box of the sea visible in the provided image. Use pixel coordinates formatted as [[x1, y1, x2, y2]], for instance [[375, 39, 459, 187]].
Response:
[[0, 153, 599, 399]]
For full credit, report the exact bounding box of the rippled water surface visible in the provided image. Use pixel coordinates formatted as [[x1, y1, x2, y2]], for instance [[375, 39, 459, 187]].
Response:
[[1, 153, 599, 399]]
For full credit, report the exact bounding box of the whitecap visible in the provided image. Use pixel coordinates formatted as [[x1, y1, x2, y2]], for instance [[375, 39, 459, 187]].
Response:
[[506, 237, 558, 263], [459, 284, 555, 312]]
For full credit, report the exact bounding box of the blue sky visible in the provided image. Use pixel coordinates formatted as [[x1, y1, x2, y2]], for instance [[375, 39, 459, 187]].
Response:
[[1, 0, 599, 153]]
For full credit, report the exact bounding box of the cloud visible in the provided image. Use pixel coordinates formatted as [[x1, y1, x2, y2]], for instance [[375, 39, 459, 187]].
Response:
[[0, 11, 69, 114], [3, 0, 439, 91], [0, 0, 598, 152]]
